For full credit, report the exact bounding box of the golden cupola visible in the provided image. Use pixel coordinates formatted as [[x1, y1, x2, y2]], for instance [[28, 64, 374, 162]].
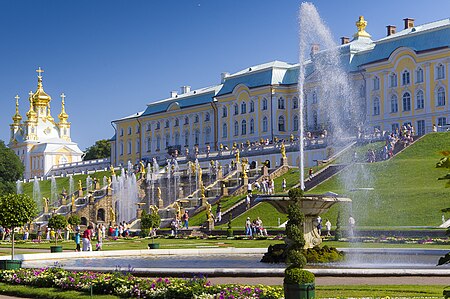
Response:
[[12, 95, 22, 125], [58, 93, 69, 124], [26, 91, 37, 121], [32, 67, 52, 107], [354, 16, 371, 39]]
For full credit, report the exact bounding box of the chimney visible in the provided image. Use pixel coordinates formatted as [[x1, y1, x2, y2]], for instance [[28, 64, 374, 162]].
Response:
[[403, 18, 414, 29], [170, 91, 178, 98], [310, 44, 320, 56], [340, 37, 350, 45], [386, 25, 396, 36], [180, 86, 191, 94], [221, 72, 229, 83]]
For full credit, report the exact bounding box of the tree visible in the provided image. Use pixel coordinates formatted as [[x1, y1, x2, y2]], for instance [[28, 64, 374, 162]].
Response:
[[47, 214, 68, 246], [83, 139, 111, 161], [141, 210, 161, 239], [0, 194, 37, 259], [67, 215, 81, 226], [0, 140, 24, 194]]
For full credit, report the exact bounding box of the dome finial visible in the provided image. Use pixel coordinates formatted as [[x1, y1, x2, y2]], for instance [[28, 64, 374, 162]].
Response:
[[12, 94, 22, 124], [26, 91, 37, 121], [354, 16, 371, 38], [58, 92, 69, 123]]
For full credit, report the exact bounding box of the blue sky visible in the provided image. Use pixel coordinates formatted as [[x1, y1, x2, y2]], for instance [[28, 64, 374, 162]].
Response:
[[1, 0, 449, 150]]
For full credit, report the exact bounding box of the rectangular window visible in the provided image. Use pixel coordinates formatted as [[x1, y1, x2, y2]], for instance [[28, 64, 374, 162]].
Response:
[[417, 120, 425, 135], [391, 123, 399, 133], [438, 117, 447, 127]]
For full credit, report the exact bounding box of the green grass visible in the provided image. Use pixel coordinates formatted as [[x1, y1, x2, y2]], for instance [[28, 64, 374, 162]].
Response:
[[316, 284, 446, 297], [309, 132, 450, 227], [224, 202, 288, 229]]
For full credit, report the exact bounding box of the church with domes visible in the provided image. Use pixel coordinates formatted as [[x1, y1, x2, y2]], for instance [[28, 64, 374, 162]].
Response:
[[9, 68, 83, 179]]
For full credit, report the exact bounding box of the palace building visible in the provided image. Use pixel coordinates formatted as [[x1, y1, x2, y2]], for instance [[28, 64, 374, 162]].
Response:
[[9, 68, 83, 179], [111, 16, 450, 166]]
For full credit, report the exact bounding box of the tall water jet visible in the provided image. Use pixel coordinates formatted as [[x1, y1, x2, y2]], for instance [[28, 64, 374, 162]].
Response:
[[86, 176, 92, 193], [69, 175, 74, 196], [33, 177, 42, 212], [50, 175, 58, 205], [16, 180, 23, 194]]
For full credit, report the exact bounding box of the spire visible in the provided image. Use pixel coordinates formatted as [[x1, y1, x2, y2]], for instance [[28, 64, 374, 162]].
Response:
[[32, 66, 51, 107], [26, 91, 37, 121], [12, 94, 22, 124], [353, 16, 371, 39], [58, 92, 69, 123]]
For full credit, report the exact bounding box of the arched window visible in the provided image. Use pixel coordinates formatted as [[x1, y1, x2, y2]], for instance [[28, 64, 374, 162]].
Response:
[[156, 122, 160, 129], [120, 128, 124, 136], [80, 217, 87, 226], [184, 117, 189, 125], [292, 98, 298, 109], [165, 120, 170, 128], [402, 92, 411, 111], [293, 115, 299, 131], [313, 110, 318, 129], [194, 115, 199, 123], [128, 127, 132, 135], [174, 132, 180, 146], [389, 73, 398, 87], [156, 136, 161, 150], [174, 118, 179, 126], [416, 68, 424, 83], [391, 94, 398, 113], [222, 123, 227, 138], [194, 130, 200, 145], [437, 87, 446, 106], [184, 131, 189, 146], [373, 97, 380, 115], [127, 141, 132, 154], [437, 63, 445, 79], [262, 98, 268, 110], [136, 139, 140, 153], [205, 113, 210, 121], [241, 120, 247, 135], [120, 142, 123, 155], [222, 106, 228, 117], [97, 208, 105, 222], [241, 102, 247, 114], [205, 127, 211, 143], [416, 90, 424, 109], [234, 121, 239, 136], [402, 70, 410, 86], [135, 124, 140, 133], [250, 119, 254, 134], [249, 101, 255, 112], [234, 104, 239, 115], [165, 134, 170, 148], [278, 116, 285, 132], [262, 117, 268, 132], [373, 76, 380, 90], [278, 97, 285, 109], [146, 123, 151, 131], [147, 138, 151, 152], [312, 92, 317, 104]]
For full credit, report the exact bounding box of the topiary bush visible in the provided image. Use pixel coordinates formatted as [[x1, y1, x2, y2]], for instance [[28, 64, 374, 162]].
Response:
[[227, 213, 233, 237], [47, 214, 68, 246], [284, 267, 315, 284]]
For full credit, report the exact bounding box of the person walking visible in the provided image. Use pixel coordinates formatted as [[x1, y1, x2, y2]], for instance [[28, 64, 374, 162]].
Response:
[[325, 219, 332, 236], [282, 178, 287, 192], [74, 229, 81, 252], [182, 210, 189, 229], [245, 217, 252, 236], [82, 225, 93, 251], [245, 194, 251, 210]]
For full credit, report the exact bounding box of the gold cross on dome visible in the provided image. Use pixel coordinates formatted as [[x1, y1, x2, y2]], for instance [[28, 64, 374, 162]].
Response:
[[14, 95, 20, 102], [60, 93, 66, 101], [36, 67, 44, 76]]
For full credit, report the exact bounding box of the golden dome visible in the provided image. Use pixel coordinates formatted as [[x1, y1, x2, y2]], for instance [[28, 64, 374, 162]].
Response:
[[12, 95, 22, 124], [32, 67, 51, 106]]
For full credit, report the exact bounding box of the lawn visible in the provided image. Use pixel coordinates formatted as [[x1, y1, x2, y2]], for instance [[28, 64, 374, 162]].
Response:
[[309, 132, 450, 227]]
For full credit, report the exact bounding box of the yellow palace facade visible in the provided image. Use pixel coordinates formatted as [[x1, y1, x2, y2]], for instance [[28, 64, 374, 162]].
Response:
[[111, 16, 450, 166]]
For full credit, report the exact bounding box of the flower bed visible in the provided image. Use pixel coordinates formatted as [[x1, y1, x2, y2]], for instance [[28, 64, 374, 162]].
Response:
[[0, 267, 283, 299]]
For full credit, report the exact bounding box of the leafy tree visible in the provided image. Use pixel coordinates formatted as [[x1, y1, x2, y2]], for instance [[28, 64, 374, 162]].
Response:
[[67, 215, 81, 226], [0, 140, 24, 195], [0, 194, 37, 259], [83, 139, 111, 161], [47, 214, 68, 246], [141, 210, 161, 239]]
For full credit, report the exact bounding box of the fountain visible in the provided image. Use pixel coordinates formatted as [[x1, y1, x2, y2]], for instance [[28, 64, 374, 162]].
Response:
[[50, 175, 58, 206], [112, 167, 140, 224], [16, 180, 23, 194], [68, 175, 74, 197], [86, 176, 92, 193], [32, 177, 42, 212]]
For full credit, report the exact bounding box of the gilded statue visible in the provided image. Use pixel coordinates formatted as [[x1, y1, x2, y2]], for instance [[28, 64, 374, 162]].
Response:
[[140, 161, 146, 175], [235, 148, 240, 163], [110, 206, 116, 222], [206, 202, 213, 221], [198, 166, 203, 184], [110, 165, 116, 176], [150, 205, 159, 215], [172, 201, 181, 217], [71, 195, 75, 208], [157, 187, 162, 200], [78, 180, 83, 191], [190, 162, 196, 175], [241, 158, 248, 179], [281, 142, 287, 159], [43, 197, 49, 211], [200, 183, 206, 199]]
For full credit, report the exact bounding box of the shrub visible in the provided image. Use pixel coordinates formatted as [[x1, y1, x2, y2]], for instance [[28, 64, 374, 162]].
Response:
[[284, 267, 315, 284], [227, 213, 233, 237], [67, 215, 81, 226], [47, 214, 68, 246]]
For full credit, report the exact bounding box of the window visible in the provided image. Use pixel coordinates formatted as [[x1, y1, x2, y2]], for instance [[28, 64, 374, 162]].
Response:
[[165, 120, 169, 128], [184, 131, 189, 146], [438, 117, 447, 127], [205, 113, 210, 122], [278, 97, 285, 109], [136, 139, 140, 153], [262, 98, 268, 110], [389, 73, 397, 87], [390, 94, 398, 113], [241, 120, 247, 135], [278, 116, 285, 132], [222, 106, 228, 118], [234, 121, 239, 136], [313, 110, 318, 129], [373, 76, 380, 90], [205, 127, 211, 143], [127, 141, 132, 154], [250, 119, 254, 134], [184, 117, 189, 125], [392, 123, 399, 133], [120, 142, 123, 155], [417, 120, 425, 136], [146, 123, 151, 131], [416, 90, 424, 109], [128, 127, 132, 135], [249, 101, 255, 112], [156, 122, 160, 129], [234, 104, 239, 115], [416, 68, 424, 83], [147, 138, 151, 152], [194, 115, 199, 123], [293, 115, 299, 131], [312, 92, 317, 104], [292, 98, 298, 109], [402, 92, 411, 111], [174, 118, 179, 126], [437, 63, 445, 79], [156, 136, 161, 150], [373, 97, 380, 115], [241, 102, 246, 114], [136, 125, 140, 133], [174, 133, 180, 146], [222, 123, 227, 138], [120, 128, 124, 136], [402, 70, 410, 86], [194, 131, 199, 145], [437, 87, 446, 106], [262, 117, 268, 132]]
